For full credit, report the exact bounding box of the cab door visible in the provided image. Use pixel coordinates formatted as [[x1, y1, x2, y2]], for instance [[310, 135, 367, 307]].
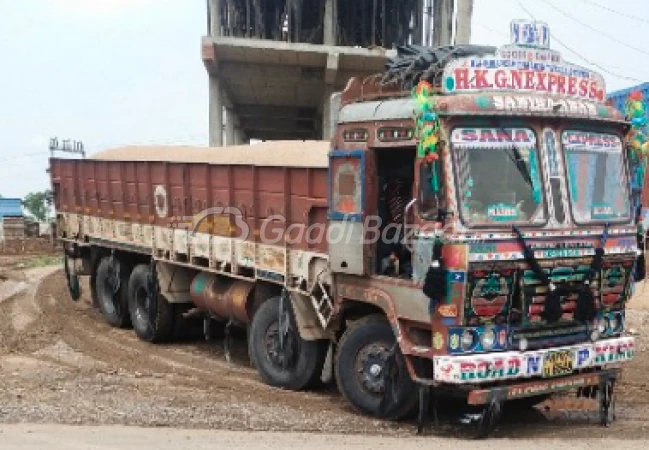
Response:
[[328, 149, 367, 276]]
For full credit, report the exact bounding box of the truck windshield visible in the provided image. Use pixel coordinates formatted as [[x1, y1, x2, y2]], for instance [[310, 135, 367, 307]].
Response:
[[562, 130, 630, 224], [451, 127, 546, 227]]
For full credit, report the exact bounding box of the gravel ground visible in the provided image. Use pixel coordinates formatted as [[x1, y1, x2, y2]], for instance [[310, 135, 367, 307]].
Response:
[[1, 424, 648, 450], [1, 257, 649, 441]]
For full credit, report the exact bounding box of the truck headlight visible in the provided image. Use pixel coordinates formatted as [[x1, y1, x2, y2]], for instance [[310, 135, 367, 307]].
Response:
[[480, 328, 496, 350], [598, 318, 607, 334], [461, 329, 475, 351]]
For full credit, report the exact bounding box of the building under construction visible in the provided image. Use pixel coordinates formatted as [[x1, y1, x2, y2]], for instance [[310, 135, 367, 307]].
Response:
[[202, 0, 473, 145]]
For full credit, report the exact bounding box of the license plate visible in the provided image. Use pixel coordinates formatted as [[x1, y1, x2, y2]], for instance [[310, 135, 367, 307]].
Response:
[[543, 350, 574, 378]]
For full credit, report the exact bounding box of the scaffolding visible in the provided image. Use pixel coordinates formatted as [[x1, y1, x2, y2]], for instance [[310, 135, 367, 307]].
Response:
[[209, 0, 426, 48]]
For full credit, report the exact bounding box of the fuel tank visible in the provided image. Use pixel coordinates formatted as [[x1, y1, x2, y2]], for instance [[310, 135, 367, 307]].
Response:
[[189, 272, 253, 324]]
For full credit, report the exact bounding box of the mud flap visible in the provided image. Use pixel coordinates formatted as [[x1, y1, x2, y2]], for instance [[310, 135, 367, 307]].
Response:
[[599, 374, 616, 426], [64, 252, 81, 301]]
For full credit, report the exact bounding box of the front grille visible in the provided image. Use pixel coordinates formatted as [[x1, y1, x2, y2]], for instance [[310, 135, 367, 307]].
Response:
[[464, 258, 634, 331], [520, 259, 633, 326], [521, 264, 595, 325]]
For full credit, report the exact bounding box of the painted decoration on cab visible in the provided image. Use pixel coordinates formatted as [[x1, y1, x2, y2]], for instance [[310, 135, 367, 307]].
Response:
[[442, 21, 606, 102], [154, 185, 168, 218], [434, 337, 635, 384], [468, 272, 512, 320]]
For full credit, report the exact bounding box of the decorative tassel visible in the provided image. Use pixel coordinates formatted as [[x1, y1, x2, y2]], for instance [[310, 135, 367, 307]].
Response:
[[542, 284, 565, 323], [423, 264, 448, 303], [575, 285, 597, 322]]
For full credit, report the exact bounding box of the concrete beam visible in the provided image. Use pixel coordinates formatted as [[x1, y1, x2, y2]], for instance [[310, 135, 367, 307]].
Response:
[[201, 38, 218, 75], [219, 62, 325, 83], [235, 105, 318, 120], [239, 116, 316, 132], [325, 53, 339, 85]]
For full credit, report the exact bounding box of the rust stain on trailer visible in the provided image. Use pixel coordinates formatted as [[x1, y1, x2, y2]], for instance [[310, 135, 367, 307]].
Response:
[[257, 246, 285, 273]]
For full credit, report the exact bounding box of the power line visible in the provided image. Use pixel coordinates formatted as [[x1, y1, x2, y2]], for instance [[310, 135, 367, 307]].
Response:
[[476, 21, 627, 71], [515, 0, 646, 84], [578, 0, 649, 25], [0, 151, 48, 163], [542, 0, 649, 58]]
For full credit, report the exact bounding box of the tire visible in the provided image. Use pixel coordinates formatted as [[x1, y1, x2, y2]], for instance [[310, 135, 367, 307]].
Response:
[[335, 315, 418, 420], [248, 296, 328, 391], [127, 264, 175, 343], [95, 256, 131, 328], [89, 256, 100, 308]]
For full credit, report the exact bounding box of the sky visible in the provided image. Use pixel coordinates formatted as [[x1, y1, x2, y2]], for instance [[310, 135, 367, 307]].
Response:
[[0, 0, 648, 199]]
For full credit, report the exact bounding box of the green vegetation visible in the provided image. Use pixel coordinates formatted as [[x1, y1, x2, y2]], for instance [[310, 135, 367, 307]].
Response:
[[22, 255, 62, 268]]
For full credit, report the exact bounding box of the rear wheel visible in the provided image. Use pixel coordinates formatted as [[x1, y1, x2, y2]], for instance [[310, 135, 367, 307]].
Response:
[[249, 295, 327, 390], [335, 315, 418, 420], [95, 256, 131, 328], [127, 264, 174, 343]]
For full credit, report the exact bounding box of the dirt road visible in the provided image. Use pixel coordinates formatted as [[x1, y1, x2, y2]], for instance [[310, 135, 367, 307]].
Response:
[[1, 255, 649, 441], [1, 424, 648, 450]]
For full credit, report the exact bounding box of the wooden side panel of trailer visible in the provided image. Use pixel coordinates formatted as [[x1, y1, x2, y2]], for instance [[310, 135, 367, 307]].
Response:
[[52, 157, 330, 279]]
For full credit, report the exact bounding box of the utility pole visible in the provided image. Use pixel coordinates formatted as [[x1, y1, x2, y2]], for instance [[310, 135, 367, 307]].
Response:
[[455, 0, 474, 45]]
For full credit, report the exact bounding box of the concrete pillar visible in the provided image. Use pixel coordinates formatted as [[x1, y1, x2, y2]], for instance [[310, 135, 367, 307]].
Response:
[[455, 0, 473, 45], [323, 0, 336, 45], [209, 0, 221, 37], [225, 108, 235, 146], [322, 86, 334, 141], [433, 0, 454, 47], [413, 0, 424, 45], [209, 76, 223, 147]]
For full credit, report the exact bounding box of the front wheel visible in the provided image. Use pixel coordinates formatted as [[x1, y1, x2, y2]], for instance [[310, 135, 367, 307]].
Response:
[[335, 315, 418, 420], [248, 295, 327, 391], [127, 264, 174, 343]]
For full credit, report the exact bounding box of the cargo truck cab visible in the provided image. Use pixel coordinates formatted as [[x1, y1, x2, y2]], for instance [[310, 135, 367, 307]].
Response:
[[326, 19, 636, 434]]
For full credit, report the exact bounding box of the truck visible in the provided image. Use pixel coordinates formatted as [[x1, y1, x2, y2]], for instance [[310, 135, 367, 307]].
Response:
[[50, 20, 636, 437], [607, 83, 649, 280]]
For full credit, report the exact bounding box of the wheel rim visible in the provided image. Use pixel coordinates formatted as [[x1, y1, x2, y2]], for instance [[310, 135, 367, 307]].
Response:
[[263, 320, 298, 369], [355, 342, 391, 397], [135, 285, 151, 328]]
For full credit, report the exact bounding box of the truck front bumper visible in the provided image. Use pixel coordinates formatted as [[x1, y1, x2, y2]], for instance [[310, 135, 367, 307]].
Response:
[[433, 336, 634, 385], [466, 369, 619, 405]]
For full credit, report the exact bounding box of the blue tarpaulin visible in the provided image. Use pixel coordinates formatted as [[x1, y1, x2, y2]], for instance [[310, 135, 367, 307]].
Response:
[[0, 198, 23, 218]]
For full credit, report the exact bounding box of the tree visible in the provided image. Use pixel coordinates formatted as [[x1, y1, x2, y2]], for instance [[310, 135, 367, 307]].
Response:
[[22, 190, 52, 222]]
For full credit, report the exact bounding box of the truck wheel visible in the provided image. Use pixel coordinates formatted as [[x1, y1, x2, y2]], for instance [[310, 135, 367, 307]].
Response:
[[335, 315, 418, 420], [127, 264, 174, 343], [95, 257, 131, 328], [249, 296, 327, 391]]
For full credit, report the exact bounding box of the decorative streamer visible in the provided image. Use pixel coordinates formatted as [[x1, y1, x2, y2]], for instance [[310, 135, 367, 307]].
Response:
[[413, 81, 442, 192], [528, 147, 542, 204], [625, 91, 649, 188]]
